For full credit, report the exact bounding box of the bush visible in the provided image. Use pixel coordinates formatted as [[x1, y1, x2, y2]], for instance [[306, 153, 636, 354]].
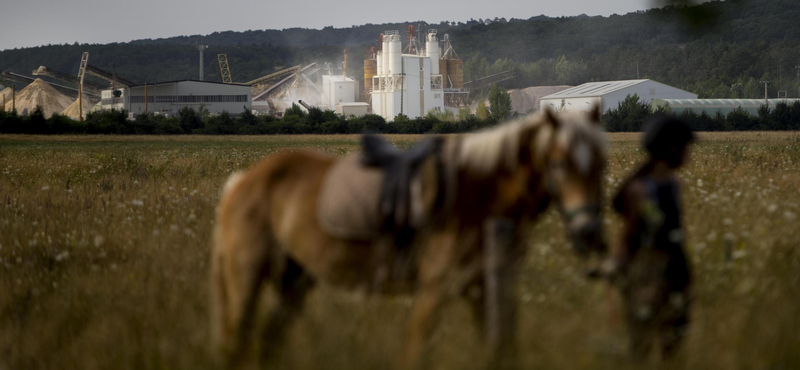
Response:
[[4, 99, 797, 135]]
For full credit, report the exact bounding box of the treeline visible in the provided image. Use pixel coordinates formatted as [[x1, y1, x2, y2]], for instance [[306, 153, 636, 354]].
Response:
[[603, 94, 800, 132], [0, 85, 515, 135], [0, 105, 504, 135], [2, 98, 799, 136]]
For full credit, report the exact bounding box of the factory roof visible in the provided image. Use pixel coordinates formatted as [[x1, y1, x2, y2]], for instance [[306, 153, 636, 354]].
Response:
[[125, 79, 249, 88], [542, 80, 648, 98], [542, 79, 694, 99], [653, 98, 800, 107]]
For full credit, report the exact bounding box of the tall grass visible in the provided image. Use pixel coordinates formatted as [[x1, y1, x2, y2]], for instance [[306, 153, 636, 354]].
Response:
[[1, 133, 798, 369]]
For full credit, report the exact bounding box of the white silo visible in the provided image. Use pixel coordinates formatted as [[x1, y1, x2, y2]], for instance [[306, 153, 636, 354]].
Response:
[[388, 34, 402, 76], [376, 51, 383, 75], [426, 32, 440, 75], [382, 37, 389, 76]]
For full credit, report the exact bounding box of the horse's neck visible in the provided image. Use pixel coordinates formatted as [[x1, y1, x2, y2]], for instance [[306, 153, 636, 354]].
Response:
[[444, 137, 546, 222]]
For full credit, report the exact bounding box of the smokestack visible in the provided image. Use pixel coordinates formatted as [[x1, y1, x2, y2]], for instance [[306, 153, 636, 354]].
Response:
[[344, 49, 349, 77]]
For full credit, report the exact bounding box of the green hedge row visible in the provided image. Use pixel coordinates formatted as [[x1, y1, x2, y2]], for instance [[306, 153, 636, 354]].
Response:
[[2, 97, 799, 135], [603, 94, 800, 132], [0, 104, 503, 135]]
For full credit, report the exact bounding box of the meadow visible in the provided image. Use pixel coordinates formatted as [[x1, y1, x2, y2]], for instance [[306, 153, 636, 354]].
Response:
[[1, 132, 798, 370]]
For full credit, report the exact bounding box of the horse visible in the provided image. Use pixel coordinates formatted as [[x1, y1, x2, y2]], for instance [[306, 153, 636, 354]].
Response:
[[210, 107, 608, 368]]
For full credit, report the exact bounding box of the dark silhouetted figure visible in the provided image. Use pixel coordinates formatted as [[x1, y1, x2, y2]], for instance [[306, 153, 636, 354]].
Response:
[[608, 117, 695, 359]]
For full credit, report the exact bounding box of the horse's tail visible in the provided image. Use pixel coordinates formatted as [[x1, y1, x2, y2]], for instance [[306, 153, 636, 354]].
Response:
[[210, 169, 273, 364]]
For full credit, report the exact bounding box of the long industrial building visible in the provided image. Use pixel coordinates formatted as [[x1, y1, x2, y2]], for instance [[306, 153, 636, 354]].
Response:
[[540, 79, 697, 113], [651, 98, 800, 116], [101, 79, 251, 115], [365, 29, 466, 121]]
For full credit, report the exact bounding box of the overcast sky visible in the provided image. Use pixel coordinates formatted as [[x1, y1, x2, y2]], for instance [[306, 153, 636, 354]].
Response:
[[0, 0, 659, 51]]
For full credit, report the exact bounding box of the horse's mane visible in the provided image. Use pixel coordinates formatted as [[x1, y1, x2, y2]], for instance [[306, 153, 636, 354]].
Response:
[[457, 112, 606, 177], [457, 115, 543, 176]]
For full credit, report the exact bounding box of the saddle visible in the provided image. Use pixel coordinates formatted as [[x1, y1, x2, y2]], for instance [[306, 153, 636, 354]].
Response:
[[317, 135, 444, 242]]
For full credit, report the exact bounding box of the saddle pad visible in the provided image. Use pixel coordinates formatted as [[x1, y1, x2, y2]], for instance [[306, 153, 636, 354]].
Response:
[[318, 155, 384, 240]]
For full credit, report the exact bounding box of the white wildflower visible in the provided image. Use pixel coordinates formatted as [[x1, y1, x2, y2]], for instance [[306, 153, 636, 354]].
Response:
[[54, 251, 70, 262]]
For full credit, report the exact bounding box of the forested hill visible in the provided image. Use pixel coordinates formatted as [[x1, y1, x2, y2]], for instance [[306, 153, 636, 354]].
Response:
[[2, 0, 800, 99]]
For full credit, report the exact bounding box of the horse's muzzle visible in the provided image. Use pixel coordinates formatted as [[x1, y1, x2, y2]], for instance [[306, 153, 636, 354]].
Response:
[[565, 209, 606, 256]]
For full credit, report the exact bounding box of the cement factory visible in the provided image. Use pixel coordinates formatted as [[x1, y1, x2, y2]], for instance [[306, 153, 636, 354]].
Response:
[[3, 26, 798, 122], [363, 28, 468, 120], [0, 28, 471, 122]]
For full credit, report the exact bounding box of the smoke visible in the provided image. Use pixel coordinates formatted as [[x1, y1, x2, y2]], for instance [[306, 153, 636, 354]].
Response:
[[270, 84, 322, 112]]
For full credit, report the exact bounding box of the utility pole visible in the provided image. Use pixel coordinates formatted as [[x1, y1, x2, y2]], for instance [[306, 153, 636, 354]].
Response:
[[197, 43, 208, 81], [760, 80, 770, 105], [636, 62, 640, 79], [795, 65, 800, 98]]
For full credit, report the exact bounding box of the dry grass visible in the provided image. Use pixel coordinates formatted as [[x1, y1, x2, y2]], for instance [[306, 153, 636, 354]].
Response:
[[1, 132, 798, 370]]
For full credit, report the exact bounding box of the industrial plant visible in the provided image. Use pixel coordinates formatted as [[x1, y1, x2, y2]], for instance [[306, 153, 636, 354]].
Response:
[[5, 27, 796, 124], [364, 28, 468, 120], [0, 26, 476, 122]]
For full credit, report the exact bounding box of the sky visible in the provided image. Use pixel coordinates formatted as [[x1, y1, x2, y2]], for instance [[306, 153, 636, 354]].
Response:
[[0, 0, 660, 51]]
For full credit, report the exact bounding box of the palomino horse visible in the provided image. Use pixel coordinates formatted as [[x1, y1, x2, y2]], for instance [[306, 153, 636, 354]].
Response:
[[210, 108, 607, 368]]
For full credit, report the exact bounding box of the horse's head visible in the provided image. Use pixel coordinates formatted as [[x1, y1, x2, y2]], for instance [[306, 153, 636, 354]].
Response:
[[535, 107, 607, 256]]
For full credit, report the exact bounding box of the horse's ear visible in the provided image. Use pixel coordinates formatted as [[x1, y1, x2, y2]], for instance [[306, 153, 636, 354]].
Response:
[[544, 106, 560, 129], [589, 104, 602, 124]]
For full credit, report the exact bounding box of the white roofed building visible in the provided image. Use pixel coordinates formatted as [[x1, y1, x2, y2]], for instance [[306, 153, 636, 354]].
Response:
[[540, 79, 697, 113]]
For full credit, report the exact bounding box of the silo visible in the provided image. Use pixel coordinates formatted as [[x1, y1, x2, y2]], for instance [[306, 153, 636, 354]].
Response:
[[389, 34, 402, 76], [446, 59, 463, 88], [426, 33, 440, 75], [439, 59, 448, 86], [376, 51, 383, 76], [364, 58, 377, 94], [382, 38, 389, 76]]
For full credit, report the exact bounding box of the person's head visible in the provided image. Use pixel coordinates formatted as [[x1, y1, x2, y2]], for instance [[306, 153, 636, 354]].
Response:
[[643, 117, 695, 168]]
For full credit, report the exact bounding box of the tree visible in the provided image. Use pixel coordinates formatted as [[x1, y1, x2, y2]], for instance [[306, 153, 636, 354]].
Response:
[[476, 100, 490, 120], [488, 84, 512, 122], [603, 94, 651, 132], [178, 106, 202, 133], [457, 107, 473, 121]]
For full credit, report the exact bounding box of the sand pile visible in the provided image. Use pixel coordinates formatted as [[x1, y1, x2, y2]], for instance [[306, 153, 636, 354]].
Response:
[[0, 87, 13, 108], [3, 79, 72, 117], [61, 97, 99, 120], [471, 85, 573, 114]]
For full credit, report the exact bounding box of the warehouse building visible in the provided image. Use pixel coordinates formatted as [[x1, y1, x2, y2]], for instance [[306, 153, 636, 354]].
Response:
[[100, 79, 251, 115], [651, 98, 800, 116], [540, 79, 697, 113]]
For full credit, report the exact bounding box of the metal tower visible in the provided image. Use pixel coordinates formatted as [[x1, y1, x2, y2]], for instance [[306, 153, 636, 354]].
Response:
[[77, 52, 89, 121], [197, 44, 209, 81], [218, 54, 232, 83]]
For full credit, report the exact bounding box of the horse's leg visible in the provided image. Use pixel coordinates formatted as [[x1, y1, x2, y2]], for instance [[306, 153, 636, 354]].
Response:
[[211, 231, 270, 367], [483, 218, 519, 370], [259, 256, 315, 364], [462, 277, 486, 341], [402, 231, 457, 370]]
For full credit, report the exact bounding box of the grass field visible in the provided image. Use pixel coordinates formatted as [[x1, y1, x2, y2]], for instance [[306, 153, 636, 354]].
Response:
[[1, 132, 799, 370]]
